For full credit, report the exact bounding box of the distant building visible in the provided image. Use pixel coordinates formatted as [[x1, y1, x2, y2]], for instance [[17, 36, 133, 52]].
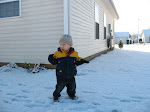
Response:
[[114, 32, 130, 44], [132, 34, 139, 43], [142, 29, 150, 43], [134, 34, 142, 43], [131, 35, 138, 43]]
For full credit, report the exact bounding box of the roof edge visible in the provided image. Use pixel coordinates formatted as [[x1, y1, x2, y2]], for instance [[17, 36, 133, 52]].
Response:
[[109, 0, 119, 20]]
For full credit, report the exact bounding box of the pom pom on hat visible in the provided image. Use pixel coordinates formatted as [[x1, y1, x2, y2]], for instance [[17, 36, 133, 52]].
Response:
[[59, 34, 73, 46]]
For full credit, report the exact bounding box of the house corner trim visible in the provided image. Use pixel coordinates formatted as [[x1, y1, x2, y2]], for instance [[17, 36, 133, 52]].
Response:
[[64, 0, 70, 35]]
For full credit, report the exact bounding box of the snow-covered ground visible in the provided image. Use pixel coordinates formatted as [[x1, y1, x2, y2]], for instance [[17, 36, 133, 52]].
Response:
[[0, 44, 150, 112]]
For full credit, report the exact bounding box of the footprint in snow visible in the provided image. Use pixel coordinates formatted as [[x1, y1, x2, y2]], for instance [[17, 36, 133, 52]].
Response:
[[24, 103, 49, 108], [0, 83, 8, 86], [87, 70, 96, 72], [103, 96, 120, 101], [22, 90, 32, 93], [69, 105, 96, 111], [16, 95, 28, 99], [6, 93, 17, 96], [11, 98, 31, 103], [82, 91, 97, 94], [18, 84, 26, 86], [131, 96, 148, 100], [104, 96, 141, 103], [112, 109, 122, 112], [94, 110, 103, 112], [3, 100, 12, 104], [120, 99, 131, 103], [92, 102, 101, 106], [120, 99, 141, 103], [59, 99, 82, 104], [44, 87, 54, 90], [35, 100, 45, 104]]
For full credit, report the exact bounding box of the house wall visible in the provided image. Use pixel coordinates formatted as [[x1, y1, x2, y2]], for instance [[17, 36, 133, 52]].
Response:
[[145, 36, 150, 43], [0, 0, 64, 64], [0, 0, 117, 65], [70, 0, 115, 58], [134, 38, 138, 43]]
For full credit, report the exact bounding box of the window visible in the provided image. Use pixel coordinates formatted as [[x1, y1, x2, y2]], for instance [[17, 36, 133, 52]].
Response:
[[95, 3, 99, 39], [0, 0, 21, 18], [104, 13, 107, 39]]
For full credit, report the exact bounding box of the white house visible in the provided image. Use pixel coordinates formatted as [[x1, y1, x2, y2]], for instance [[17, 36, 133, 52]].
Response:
[[114, 32, 130, 44], [132, 35, 138, 43], [0, 0, 119, 68], [142, 29, 150, 43]]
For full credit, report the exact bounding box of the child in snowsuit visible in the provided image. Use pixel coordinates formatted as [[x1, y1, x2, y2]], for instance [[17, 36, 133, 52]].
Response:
[[48, 34, 89, 101]]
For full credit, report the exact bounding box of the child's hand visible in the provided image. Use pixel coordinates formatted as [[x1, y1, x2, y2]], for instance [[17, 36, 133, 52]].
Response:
[[81, 59, 89, 63], [48, 54, 57, 65], [49, 54, 54, 59], [75, 59, 89, 66]]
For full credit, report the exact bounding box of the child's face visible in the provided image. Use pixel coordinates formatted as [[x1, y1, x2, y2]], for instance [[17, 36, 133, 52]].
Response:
[[60, 42, 71, 52]]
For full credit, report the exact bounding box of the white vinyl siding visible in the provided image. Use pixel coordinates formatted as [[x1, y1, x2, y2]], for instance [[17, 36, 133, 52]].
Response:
[[70, 0, 114, 58], [0, 0, 64, 64]]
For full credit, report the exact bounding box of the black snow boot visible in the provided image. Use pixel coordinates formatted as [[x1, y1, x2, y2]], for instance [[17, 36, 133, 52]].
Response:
[[69, 95, 77, 100], [53, 96, 59, 102]]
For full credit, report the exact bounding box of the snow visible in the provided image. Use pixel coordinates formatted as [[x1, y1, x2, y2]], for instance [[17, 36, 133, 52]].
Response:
[[1, 44, 150, 112]]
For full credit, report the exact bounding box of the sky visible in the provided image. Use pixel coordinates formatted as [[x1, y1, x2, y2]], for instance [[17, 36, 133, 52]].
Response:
[[113, 0, 150, 34]]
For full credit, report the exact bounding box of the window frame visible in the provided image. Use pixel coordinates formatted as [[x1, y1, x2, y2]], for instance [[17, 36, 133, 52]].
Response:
[[104, 13, 107, 39], [95, 3, 100, 39], [0, 0, 21, 19]]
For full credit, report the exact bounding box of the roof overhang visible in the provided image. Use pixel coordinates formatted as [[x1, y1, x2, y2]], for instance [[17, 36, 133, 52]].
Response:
[[101, 0, 119, 20]]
